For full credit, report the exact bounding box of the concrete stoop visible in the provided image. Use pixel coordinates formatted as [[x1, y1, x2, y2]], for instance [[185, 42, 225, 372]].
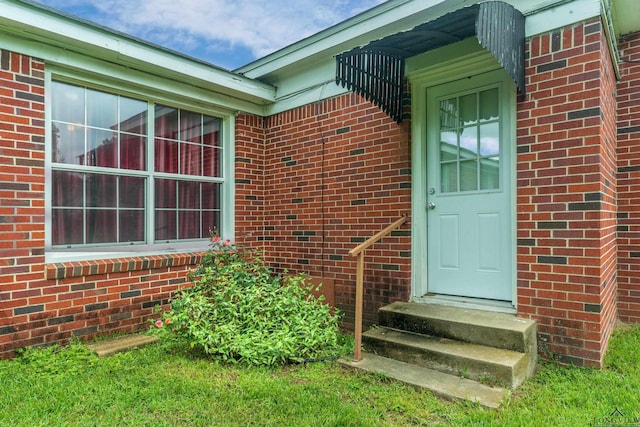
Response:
[[340, 301, 537, 408], [87, 334, 159, 357]]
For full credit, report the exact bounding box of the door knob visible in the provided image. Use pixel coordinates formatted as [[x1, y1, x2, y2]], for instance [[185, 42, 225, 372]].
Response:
[[427, 202, 436, 210]]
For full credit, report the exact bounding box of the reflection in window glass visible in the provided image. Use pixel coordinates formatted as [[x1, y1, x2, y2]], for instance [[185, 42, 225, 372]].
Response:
[[439, 98, 458, 130], [480, 88, 499, 121], [87, 89, 117, 129], [480, 122, 500, 156], [50, 81, 224, 248], [459, 93, 477, 125], [440, 163, 458, 193], [437, 85, 501, 193], [480, 157, 500, 190], [459, 127, 478, 158]]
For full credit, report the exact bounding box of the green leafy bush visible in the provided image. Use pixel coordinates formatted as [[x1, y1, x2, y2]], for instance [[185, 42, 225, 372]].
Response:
[[153, 238, 344, 366]]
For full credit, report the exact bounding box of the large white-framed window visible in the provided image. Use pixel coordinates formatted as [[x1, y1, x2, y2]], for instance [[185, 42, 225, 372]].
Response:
[[45, 74, 235, 262]]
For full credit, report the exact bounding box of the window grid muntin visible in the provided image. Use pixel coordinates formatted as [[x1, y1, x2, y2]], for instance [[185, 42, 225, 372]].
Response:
[[438, 85, 501, 194], [50, 81, 223, 249]]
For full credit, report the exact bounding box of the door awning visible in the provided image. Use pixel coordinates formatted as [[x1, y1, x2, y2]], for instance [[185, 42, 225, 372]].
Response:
[[335, 1, 525, 123]]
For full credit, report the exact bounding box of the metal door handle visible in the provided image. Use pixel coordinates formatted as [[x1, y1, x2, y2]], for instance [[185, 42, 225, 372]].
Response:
[[427, 202, 436, 210]]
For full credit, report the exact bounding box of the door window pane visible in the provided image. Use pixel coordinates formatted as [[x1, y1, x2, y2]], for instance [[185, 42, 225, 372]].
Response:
[[439, 98, 458, 130], [438, 85, 501, 194], [480, 157, 500, 190], [440, 163, 458, 193], [459, 160, 478, 192], [459, 127, 478, 158], [479, 88, 499, 121], [440, 131, 457, 161], [459, 93, 477, 125]]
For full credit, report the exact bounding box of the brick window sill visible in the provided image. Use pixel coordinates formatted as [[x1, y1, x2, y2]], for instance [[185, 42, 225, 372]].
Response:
[[45, 252, 204, 280]]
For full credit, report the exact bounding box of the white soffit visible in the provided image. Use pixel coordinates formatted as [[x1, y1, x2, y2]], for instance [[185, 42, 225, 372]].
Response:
[[612, 0, 640, 36]]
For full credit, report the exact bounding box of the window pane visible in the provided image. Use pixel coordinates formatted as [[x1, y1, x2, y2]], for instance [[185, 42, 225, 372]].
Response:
[[480, 157, 500, 190], [155, 210, 176, 241], [440, 131, 457, 162], [52, 170, 83, 207], [119, 210, 144, 242], [460, 160, 478, 192], [480, 88, 499, 121], [459, 127, 477, 159], [179, 210, 200, 239], [203, 146, 221, 177], [181, 110, 201, 143], [86, 174, 117, 208], [440, 162, 457, 193], [439, 98, 457, 130], [154, 138, 178, 173], [155, 179, 176, 208], [479, 122, 500, 156], [178, 180, 200, 210], [120, 97, 147, 135], [202, 211, 220, 238], [52, 82, 84, 124], [87, 128, 118, 168], [180, 142, 202, 176], [202, 182, 220, 210], [119, 176, 145, 209], [460, 93, 477, 125], [203, 116, 221, 147], [52, 123, 85, 165], [155, 105, 178, 139], [52, 209, 83, 245], [86, 210, 117, 243], [120, 134, 146, 171], [87, 89, 117, 129]]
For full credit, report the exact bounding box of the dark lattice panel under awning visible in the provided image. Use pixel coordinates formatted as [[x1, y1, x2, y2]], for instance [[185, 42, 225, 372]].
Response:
[[335, 1, 525, 124]]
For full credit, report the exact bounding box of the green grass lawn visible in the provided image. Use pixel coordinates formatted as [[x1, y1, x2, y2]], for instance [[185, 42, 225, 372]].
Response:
[[1, 326, 640, 426]]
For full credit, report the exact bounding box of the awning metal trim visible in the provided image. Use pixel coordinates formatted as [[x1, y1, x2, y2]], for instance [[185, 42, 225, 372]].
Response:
[[336, 1, 525, 123]]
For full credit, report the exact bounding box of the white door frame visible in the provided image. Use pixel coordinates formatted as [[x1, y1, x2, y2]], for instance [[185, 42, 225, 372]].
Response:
[[407, 39, 517, 311]]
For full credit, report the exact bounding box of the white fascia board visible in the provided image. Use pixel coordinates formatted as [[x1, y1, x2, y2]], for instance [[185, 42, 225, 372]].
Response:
[[0, 0, 275, 107]]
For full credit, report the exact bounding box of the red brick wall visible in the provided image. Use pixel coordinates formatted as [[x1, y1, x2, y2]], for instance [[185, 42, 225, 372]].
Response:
[[256, 94, 412, 327], [0, 50, 202, 357], [516, 19, 618, 367], [234, 113, 266, 250], [617, 32, 640, 324]]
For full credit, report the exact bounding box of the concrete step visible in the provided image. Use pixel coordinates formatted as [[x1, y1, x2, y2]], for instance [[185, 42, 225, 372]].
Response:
[[339, 353, 508, 409], [378, 301, 537, 379], [87, 334, 159, 357], [363, 327, 529, 388]]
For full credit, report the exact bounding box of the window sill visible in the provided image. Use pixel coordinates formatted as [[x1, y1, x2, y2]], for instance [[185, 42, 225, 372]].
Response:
[[45, 252, 205, 280]]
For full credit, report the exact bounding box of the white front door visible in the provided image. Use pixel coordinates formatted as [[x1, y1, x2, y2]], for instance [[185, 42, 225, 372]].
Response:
[[425, 72, 513, 301]]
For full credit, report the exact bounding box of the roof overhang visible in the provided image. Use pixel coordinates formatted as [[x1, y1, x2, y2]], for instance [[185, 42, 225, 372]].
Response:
[[335, 1, 525, 123], [1, 0, 276, 114]]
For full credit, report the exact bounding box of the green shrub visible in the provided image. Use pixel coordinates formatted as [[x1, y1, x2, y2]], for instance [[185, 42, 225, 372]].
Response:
[[153, 238, 344, 366]]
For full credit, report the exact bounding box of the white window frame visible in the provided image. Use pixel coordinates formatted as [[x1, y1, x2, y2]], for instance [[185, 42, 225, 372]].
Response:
[[44, 69, 235, 263]]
